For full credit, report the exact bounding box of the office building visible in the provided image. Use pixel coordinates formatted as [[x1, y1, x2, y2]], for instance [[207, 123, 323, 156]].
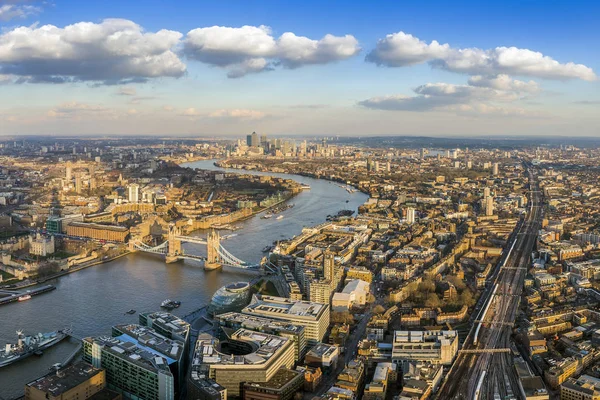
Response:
[[190, 329, 295, 397], [242, 368, 304, 400], [46, 214, 84, 234], [493, 162, 499, 176], [242, 296, 330, 346], [392, 330, 458, 366], [187, 377, 226, 400], [24, 361, 121, 400], [83, 325, 183, 400], [66, 222, 129, 242], [214, 312, 307, 361], [561, 374, 600, 400], [247, 132, 259, 147], [305, 343, 339, 370]]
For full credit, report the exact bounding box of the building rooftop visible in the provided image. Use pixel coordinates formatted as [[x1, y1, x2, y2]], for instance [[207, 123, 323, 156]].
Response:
[[84, 328, 179, 375], [69, 221, 128, 232], [307, 343, 338, 359], [215, 312, 305, 335], [244, 368, 302, 391], [243, 295, 326, 320], [113, 324, 184, 361], [563, 375, 600, 396], [26, 361, 103, 397], [140, 311, 190, 339], [191, 328, 291, 369]]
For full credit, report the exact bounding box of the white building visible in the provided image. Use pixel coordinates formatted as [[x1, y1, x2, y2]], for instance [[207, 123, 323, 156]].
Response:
[[406, 208, 416, 224], [29, 234, 55, 256], [128, 184, 140, 203], [332, 279, 370, 311], [392, 330, 458, 366]]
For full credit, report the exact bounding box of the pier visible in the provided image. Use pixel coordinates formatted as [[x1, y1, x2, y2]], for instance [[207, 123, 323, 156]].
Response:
[[0, 285, 56, 307]]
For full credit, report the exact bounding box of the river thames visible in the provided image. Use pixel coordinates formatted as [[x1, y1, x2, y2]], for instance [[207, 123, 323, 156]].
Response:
[[0, 159, 367, 399]]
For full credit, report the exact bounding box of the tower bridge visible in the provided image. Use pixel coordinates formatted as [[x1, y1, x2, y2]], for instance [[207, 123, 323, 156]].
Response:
[[130, 225, 271, 273]]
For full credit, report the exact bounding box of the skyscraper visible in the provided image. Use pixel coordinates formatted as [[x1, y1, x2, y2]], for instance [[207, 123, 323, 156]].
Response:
[[493, 162, 499, 176], [247, 131, 259, 147]]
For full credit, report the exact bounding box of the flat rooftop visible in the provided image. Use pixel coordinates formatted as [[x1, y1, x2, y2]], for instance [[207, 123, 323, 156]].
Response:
[[216, 312, 305, 335], [26, 361, 103, 397], [243, 295, 326, 320], [141, 311, 190, 338], [84, 333, 175, 374], [192, 328, 291, 368], [113, 324, 184, 361], [244, 368, 302, 391]]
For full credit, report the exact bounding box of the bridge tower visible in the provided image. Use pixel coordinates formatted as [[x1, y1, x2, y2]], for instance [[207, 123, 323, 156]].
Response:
[[205, 230, 221, 270], [166, 224, 182, 263]]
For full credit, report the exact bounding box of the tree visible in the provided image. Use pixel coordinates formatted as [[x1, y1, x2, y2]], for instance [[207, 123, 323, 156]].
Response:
[[446, 275, 467, 291], [373, 305, 386, 315], [418, 278, 435, 293], [425, 293, 441, 308], [459, 290, 475, 307]]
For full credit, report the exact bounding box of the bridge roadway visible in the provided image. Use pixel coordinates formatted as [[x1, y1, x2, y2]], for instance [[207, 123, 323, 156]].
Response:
[[437, 166, 542, 400]]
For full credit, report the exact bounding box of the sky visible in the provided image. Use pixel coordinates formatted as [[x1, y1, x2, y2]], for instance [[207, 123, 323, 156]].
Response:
[[0, 0, 599, 137]]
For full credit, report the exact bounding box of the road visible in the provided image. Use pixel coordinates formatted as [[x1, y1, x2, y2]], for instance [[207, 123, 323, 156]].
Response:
[[437, 165, 543, 399]]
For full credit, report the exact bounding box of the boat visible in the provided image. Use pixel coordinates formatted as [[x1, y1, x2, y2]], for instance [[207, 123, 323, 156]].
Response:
[[261, 214, 273, 219], [301, 185, 311, 190], [262, 245, 273, 253], [126, 309, 136, 315], [0, 329, 71, 368], [161, 299, 175, 310], [18, 295, 32, 302], [276, 215, 284, 220], [161, 299, 180, 309]]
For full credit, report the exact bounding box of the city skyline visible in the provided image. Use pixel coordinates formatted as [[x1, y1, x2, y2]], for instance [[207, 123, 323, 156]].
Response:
[[0, 0, 599, 137]]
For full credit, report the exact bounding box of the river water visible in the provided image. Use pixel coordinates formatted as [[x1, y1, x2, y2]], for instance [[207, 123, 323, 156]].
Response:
[[0, 159, 367, 399]]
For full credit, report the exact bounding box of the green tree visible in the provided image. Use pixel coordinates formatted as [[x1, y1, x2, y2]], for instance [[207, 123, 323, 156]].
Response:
[[425, 293, 441, 308]]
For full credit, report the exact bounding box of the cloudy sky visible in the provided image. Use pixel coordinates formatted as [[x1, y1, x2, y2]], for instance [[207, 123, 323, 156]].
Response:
[[0, 0, 598, 137]]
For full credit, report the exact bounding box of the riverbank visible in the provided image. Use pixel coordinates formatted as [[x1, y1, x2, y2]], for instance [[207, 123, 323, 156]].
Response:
[[214, 159, 369, 196], [1, 251, 132, 291]]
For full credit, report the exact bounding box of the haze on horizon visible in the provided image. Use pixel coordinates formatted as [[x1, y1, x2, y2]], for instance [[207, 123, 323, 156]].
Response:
[[0, 0, 598, 137]]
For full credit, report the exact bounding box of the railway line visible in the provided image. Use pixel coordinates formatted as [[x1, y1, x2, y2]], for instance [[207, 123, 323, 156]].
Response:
[[437, 165, 543, 399]]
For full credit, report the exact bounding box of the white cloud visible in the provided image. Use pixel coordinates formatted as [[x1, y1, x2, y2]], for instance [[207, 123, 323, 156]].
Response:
[[366, 31, 596, 81], [117, 86, 137, 96], [0, 18, 186, 84], [47, 102, 109, 118], [359, 79, 539, 114], [178, 107, 267, 120], [0, 4, 41, 22], [365, 32, 449, 67], [208, 109, 266, 119], [468, 74, 540, 93], [184, 25, 360, 77]]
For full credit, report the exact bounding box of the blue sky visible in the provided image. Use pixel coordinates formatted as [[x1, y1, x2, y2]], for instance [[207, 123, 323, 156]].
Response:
[[0, 0, 598, 136]]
